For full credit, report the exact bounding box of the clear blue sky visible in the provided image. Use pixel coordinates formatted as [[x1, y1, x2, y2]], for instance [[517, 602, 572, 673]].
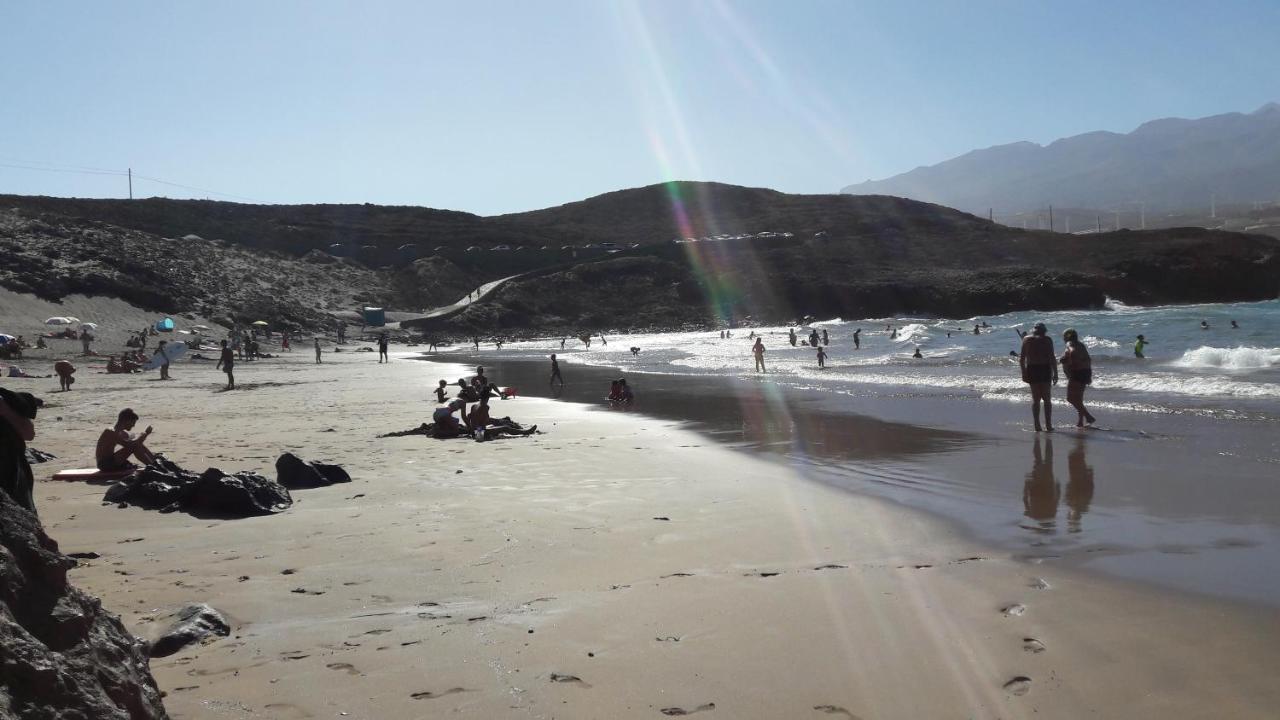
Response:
[[2, 1, 1277, 214]]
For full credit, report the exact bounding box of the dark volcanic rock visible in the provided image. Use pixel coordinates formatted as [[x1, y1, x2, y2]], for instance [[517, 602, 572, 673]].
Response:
[[147, 604, 230, 659], [275, 453, 351, 489], [103, 458, 292, 518], [0, 492, 169, 719]]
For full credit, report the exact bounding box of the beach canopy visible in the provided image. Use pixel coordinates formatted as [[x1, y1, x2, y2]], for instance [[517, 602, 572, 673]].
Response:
[[45, 317, 73, 325], [251, 320, 269, 326], [154, 317, 175, 333], [80, 322, 98, 331]]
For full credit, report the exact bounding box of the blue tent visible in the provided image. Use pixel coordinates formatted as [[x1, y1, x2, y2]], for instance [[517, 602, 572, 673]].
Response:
[[362, 307, 386, 327]]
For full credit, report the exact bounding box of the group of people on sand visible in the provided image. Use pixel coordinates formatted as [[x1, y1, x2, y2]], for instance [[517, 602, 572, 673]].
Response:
[[430, 366, 535, 440]]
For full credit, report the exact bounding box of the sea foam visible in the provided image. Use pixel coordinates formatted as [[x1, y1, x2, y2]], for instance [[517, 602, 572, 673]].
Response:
[[1170, 346, 1280, 370]]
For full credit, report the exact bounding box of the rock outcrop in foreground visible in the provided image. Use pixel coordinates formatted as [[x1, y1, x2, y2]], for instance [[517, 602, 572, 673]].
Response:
[[0, 492, 169, 719]]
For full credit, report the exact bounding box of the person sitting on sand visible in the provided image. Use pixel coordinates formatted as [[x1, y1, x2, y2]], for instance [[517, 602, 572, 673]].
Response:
[[106, 356, 125, 374], [456, 379, 480, 403], [95, 407, 157, 472], [434, 379, 449, 404], [608, 380, 622, 403], [431, 399, 468, 439], [54, 360, 76, 391], [1019, 322, 1058, 432], [5, 365, 43, 379], [467, 395, 537, 439], [609, 379, 634, 408]]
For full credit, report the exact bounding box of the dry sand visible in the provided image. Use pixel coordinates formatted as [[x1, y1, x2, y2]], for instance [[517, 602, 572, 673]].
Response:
[[18, 346, 1280, 719]]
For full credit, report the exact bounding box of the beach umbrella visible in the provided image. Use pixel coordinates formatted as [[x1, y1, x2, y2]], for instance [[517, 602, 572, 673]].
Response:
[[80, 322, 98, 331], [0, 334, 15, 344], [45, 317, 72, 325], [65, 317, 80, 324], [252, 320, 269, 327]]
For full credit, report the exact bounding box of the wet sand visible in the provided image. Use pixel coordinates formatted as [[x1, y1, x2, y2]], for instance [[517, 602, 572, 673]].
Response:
[[458, 354, 1280, 607], [21, 348, 1280, 718]]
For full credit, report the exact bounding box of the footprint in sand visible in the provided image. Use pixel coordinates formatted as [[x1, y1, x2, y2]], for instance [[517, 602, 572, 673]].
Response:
[[813, 564, 847, 571], [1002, 603, 1027, 617], [326, 662, 360, 675], [411, 688, 470, 700], [661, 572, 695, 579], [655, 636, 682, 642], [1028, 577, 1052, 590], [660, 703, 716, 715], [813, 705, 862, 718], [1022, 638, 1046, 654], [550, 673, 591, 687], [746, 571, 781, 578], [1003, 676, 1032, 696]]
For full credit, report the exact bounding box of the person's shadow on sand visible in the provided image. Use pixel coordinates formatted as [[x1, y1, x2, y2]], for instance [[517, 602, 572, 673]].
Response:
[[1065, 436, 1095, 533], [1022, 436, 1059, 533]]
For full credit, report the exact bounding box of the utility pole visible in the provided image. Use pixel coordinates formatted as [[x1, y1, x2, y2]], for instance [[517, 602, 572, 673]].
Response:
[[128, 168, 133, 200], [988, 208, 993, 222], [1140, 202, 1145, 230], [1211, 193, 1216, 219], [1065, 215, 1070, 233], [1096, 215, 1101, 234], [1049, 205, 1054, 232]]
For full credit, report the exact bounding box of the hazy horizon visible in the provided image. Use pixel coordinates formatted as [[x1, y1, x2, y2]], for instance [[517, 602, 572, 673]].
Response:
[[3, 1, 1279, 214]]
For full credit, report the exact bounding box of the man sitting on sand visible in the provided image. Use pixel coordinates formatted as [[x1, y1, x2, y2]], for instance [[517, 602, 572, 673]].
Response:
[[467, 395, 537, 439], [95, 408, 157, 472]]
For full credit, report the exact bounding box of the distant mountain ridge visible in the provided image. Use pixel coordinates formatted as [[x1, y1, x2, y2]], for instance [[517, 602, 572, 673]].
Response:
[[842, 102, 1280, 215]]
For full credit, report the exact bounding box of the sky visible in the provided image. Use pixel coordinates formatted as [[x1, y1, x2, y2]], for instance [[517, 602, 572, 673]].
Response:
[[2, 1, 1278, 215]]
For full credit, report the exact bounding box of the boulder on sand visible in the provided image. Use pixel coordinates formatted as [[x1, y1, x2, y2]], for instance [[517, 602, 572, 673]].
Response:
[[103, 457, 292, 517], [275, 452, 351, 489], [147, 604, 231, 659], [0, 492, 169, 719]]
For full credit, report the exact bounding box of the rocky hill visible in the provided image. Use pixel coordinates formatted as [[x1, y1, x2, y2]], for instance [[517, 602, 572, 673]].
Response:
[[4, 183, 1278, 333], [0, 209, 392, 329], [842, 102, 1280, 216]]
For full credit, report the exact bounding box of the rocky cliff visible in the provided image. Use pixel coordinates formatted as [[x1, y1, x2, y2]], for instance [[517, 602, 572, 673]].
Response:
[[0, 492, 169, 719]]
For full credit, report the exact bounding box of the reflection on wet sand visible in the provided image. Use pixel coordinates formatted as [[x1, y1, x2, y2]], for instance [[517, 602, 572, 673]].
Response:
[[1022, 435, 1095, 535], [1022, 436, 1059, 532], [1065, 437, 1095, 533]]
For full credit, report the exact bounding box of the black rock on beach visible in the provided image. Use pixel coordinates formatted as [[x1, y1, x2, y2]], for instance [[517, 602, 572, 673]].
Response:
[[103, 457, 292, 518]]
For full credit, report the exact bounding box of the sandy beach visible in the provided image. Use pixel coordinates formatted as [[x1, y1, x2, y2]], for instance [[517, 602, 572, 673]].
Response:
[[7, 343, 1274, 719]]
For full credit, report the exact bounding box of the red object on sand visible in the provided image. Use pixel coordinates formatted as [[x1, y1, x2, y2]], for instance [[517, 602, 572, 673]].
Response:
[[503, 387, 518, 398]]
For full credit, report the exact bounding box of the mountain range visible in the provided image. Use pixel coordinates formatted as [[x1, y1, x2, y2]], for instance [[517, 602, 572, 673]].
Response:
[[842, 102, 1280, 216]]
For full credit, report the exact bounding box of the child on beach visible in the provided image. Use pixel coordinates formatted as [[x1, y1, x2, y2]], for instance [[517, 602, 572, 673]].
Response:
[[434, 380, 449, 404], [817, 346, 827, 368]]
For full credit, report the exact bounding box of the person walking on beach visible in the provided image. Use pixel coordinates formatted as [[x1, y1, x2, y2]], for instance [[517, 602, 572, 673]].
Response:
[[550, 354, 564, 386], [816, 345, 827, 368], [282, 331, 291, 352], [314, 338, 322, 364], [853, 328, 861, 349], [216, 339, 235, 390], [788, 328, 797, 347], [377, 332, 389, 363], [1059, 329, 1096, 427], [752, 338, 766, 373], [1019, 322, 1057, 432], [1133, 334, 1148, 359], [560, 337, 566, 350]]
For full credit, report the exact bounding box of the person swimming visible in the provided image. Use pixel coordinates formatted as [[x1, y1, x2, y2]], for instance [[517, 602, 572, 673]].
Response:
[[912, 347, 923, 359]]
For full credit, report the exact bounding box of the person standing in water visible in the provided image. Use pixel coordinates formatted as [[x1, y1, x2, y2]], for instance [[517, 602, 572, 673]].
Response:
[[1231, 320, 1240, 329], [550, 354, 564, 386], [1059, 329, 1096, 427], [215, 339, 235, 390], [752, 338, 766, 373], [816, 345, 827, 368], [1019, 322, 1057, 432], [853, 328, 861, 349], [788, 328, 797, 347], [822, 329, 829, 346], [1134, 334, 1148, 358], [1200, 320, 1210, 330], [314, 337, 322, 364]]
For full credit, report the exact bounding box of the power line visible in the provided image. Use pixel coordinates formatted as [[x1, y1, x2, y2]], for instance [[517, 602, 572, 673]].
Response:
[[0, 159, 269, 203]]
